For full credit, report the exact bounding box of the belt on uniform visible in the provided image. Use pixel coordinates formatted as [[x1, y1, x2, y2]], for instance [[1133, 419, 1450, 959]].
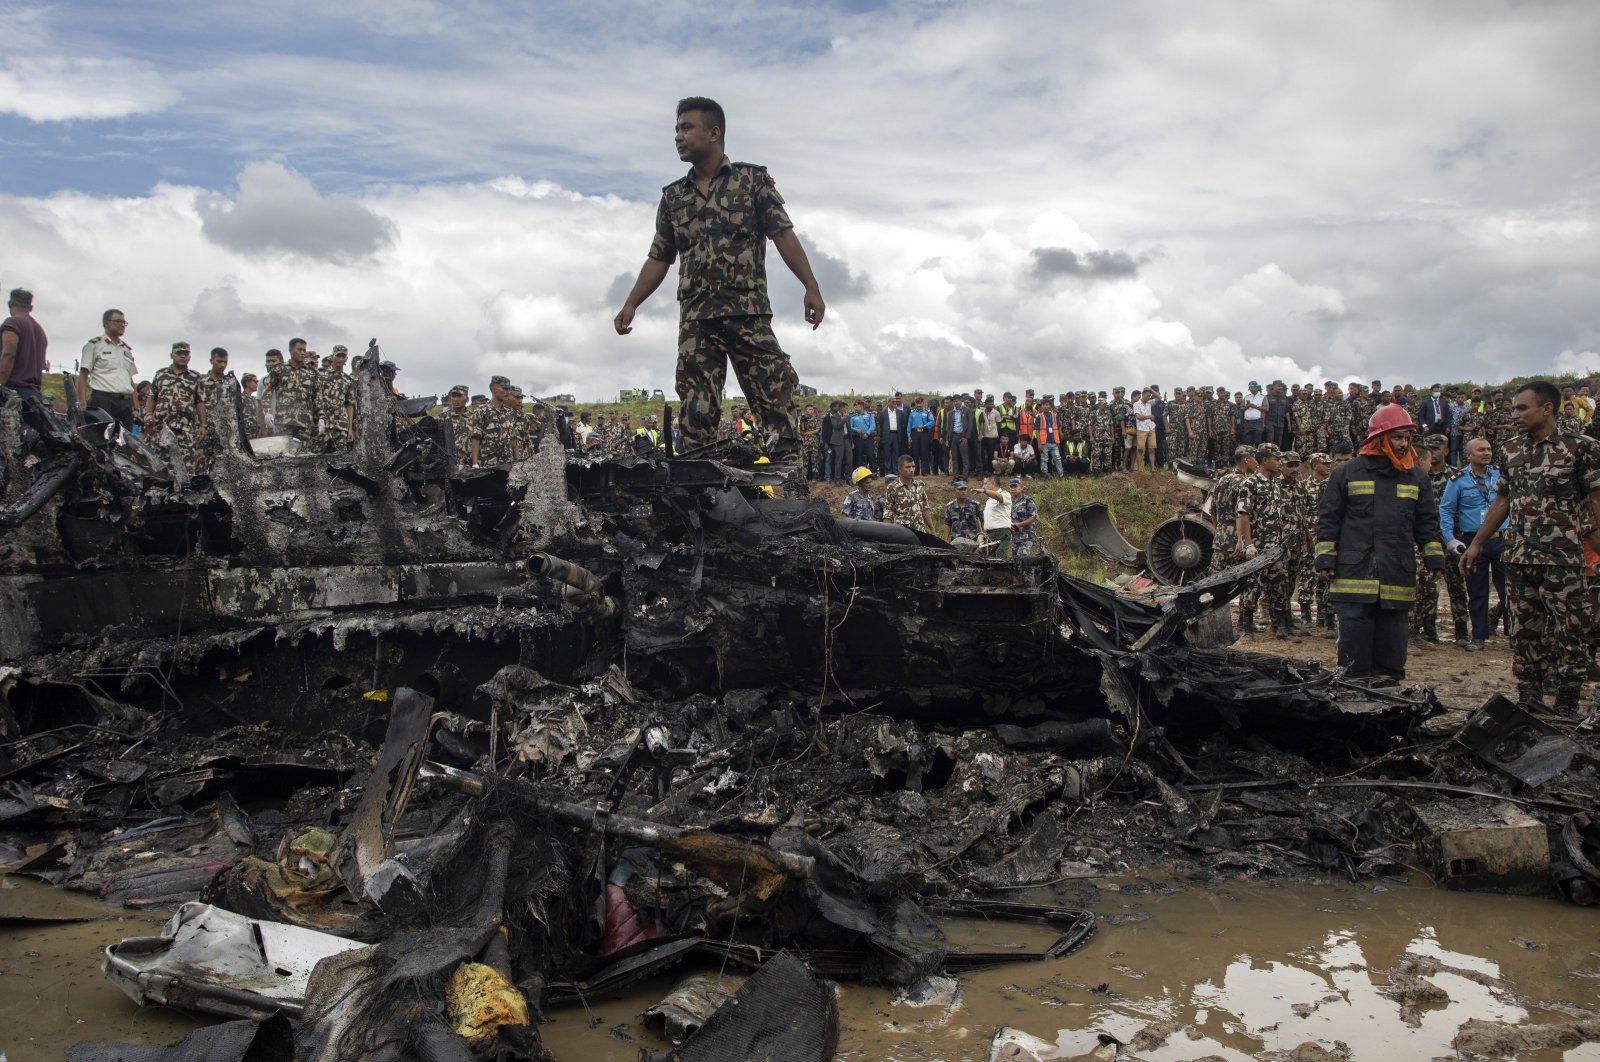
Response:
[[1461, 529, 1502, 540]]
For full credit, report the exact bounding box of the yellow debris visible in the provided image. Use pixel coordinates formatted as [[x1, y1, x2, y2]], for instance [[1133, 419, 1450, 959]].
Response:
[[446, 962, 530, 1046], [362, 690, 390, 702]]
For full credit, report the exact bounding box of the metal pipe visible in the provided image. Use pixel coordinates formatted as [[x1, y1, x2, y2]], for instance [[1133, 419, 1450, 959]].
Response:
[[835, 518, 921, 546], [528, 552, 618, 618]]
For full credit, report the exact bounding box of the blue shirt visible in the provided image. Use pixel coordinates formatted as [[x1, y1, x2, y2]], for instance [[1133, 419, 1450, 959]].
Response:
[[849, 410, 877, 437], [1439, 465, 1507, 542], [908, 408, 934, 431]]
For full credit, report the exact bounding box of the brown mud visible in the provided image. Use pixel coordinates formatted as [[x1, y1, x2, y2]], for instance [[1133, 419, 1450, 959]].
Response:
[[12, 874, 1591, 1062]]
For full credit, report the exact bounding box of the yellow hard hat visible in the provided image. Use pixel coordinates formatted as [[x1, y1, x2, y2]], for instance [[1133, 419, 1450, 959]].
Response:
[[754, 456, 771, 465], [852, 466, 874, 484]]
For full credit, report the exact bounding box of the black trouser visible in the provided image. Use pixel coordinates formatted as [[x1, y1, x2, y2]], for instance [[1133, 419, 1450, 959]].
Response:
[[880, 433, 901, 475], [932, 439, 947, 474], [1241, 420, 1265, 444], [90, 390, 134, 429], [1335, 601, 1411, 678], [852, 436, 874, 476], [1465, 536, 1507, 642], [910, 430, 932, 474]]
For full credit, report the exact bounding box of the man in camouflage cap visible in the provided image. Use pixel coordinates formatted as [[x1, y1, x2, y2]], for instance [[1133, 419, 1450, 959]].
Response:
[[614, 96, 826, 473], [1236, 442, 1295, 636], [441, 385, 472, 466], [146, 342, 202, 467], [1464, 382, 1600, 715], [471, 375, 523, 465], [263, 337, 319, 446], [315, 344, 355, 453], [1209, 445, 1257, 576]]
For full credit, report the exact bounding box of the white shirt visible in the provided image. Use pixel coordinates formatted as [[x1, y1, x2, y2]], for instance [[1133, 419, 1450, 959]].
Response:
[[1243, 391, 1267, 420], [81, 334, 137, 394], [983, 489, 1013, 530], [1132, 400, 1155, 431]]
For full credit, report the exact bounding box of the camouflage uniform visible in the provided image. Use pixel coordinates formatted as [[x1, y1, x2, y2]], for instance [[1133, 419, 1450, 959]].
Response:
[[1496, 429, 1600, 705], [1209, 395, 1236, 467], [883, 477, 932, 533], [797, 411, 822, 480], [1237, 467, 1291, 623], [1010, 491, 1041, 557], [1167, 394, 1188, 463], [472, 402, 523, 465], [841, 488, 882, 522], [443, 408, 474, 466], [1089, 403, 1114, 475], [944, 497, 982, 543], [1488, 407, 1517, 468], [1348, 391, 1375, 440], [264, 362, 319, 445], [193, 371, 231, 473], [1322, 389, 1351, 453], [1185, 394, 1210, 465], [647, 159, 800, 449], [1295, 473, 1333, 625], [149, 363, 202, 464], [1209, 469, 1249, 574], [316, 368, 354, 453], [241, 394, 261, 440], [1411, 462, 1470, 641]]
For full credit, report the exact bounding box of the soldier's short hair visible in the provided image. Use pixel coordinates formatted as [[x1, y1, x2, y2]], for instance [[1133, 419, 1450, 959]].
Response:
[[102, 308, 123, 325], [288, 337, 306, 350], [210, 347, 228, 359], [677, 96, 725, 138], [1515, 380, 1561, 410]]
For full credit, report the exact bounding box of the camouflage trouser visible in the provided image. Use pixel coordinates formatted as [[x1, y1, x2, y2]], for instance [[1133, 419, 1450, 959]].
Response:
[[802, 442, 820, 479], [1210, 530, 1236, 577], [1296, 546, 1331, 617], [1171, 424, 1189, 464], [676, 314, 797, 450], [1261, 553, 1294, 613], [1090, 433, 1114, 474], [1410, 571, 1440, 634], [1508, 563, 1599, 692], [1211, 433, 1234, 468], [1013, 531, 1040, 558], [318, 429, 352, 454], [1442, 559, 1468, 633]]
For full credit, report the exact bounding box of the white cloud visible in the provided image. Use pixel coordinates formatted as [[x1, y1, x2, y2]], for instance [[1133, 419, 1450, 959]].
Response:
[[0, 56, 176, 122], [197, 162, 396, 264], [1553, 350, 1600, 377]]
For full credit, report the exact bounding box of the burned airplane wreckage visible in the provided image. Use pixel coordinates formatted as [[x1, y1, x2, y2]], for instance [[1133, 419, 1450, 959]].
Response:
[[3, 367, 1598, 1061]]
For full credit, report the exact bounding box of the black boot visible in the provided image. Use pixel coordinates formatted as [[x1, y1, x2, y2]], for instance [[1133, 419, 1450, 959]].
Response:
[[1516, 682, 1545, 712], [1239, 610, 1260, 634], [1299, 601, 1313, 627], [1423, 614, 1439, 644], [1274, 610, 1292, 640], [1453, 617, 1469, 648], [1554, 687, 1582, 717], [1320, 610, 1337, 638]]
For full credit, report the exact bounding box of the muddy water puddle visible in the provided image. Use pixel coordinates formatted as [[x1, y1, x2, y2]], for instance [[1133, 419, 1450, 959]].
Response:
[[3, 874, 1598, 1060]]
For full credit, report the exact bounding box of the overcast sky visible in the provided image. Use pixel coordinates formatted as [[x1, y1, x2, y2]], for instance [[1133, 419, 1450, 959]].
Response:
[[3, 0, 1597, 401]]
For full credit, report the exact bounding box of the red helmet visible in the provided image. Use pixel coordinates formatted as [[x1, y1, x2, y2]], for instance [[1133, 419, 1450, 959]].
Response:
[[1365, 403, 1416, 441]]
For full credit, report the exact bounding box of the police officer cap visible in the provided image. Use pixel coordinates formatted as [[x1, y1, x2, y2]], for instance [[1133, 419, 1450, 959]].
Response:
[[1424, 434, 1448, 449], [1008, 477, 1022, 487], [1234, 445, 1257, 459], [952, 480, 968, 489], [1282, 450, 1302, 463], [1256, 443, 1282, 457], [489, 374, 511, 388], [447, 384, 468, 397], [331, 344, 348, 355]]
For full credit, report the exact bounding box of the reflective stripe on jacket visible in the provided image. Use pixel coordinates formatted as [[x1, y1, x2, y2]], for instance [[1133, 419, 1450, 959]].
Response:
[[1314, 453, 1445, 608]]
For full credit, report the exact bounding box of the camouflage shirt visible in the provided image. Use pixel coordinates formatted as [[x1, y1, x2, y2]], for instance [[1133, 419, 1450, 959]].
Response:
[[1011, 493, 1040, 541], [647, 159, 794, 321], [149, 366, 202, 436], [944, 498, 982, 541], [472, 403, 523, 465], [265, 364, 319, 441], [841, 488, 883, 522], [317, 369, 354, 432], [883, 477, 931, 531], [1496, 430, 1600, 567], [1237, 472, 1289, 547], [1211, 470, 1247, 553], [442, 408, 474, 464]]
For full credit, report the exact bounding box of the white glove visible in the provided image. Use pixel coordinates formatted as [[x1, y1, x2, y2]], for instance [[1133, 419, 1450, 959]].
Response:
[[1243, 544, 1259, 560], [1448, 539, 1467, 556]]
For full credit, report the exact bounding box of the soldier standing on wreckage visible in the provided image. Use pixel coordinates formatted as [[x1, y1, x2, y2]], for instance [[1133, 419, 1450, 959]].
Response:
[[441, 385, 473, 466], [470, 375, 524, 465], [1315, 403, 1444, 681], [193, 347, 231, 473], [1463, 380, 1600, 716], [1296, 453, 1336, 635], [146, 341, 202, 468], [614, 96, 826, 489], [316, 344, 356, 453], [264, 337, 319, 447]]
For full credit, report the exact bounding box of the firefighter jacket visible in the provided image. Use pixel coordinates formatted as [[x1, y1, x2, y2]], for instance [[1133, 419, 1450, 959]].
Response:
[[1314, 452, 1445, 609]]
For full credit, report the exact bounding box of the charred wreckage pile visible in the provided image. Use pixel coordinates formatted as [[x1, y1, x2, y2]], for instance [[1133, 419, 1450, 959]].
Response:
[[2, 365, 1598, 1061]]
